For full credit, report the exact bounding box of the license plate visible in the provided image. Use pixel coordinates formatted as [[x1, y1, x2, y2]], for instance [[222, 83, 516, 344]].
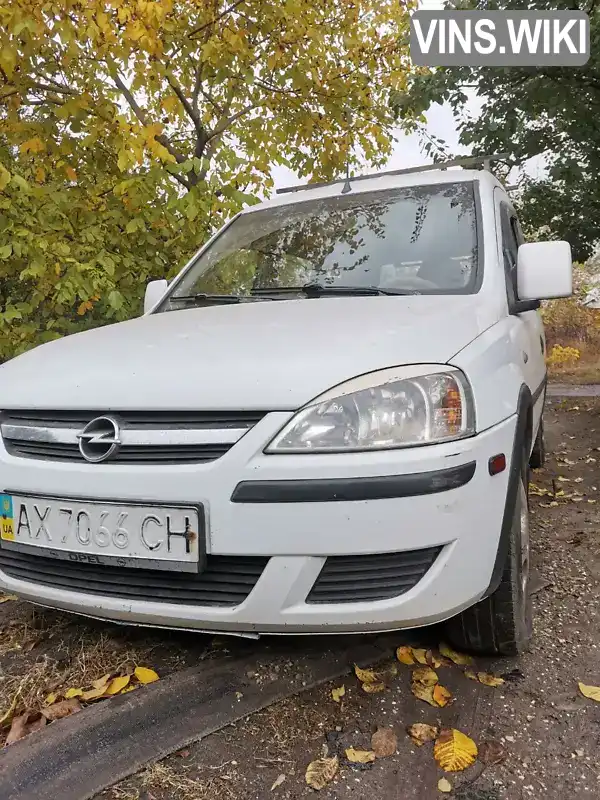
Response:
[[0, 492, 204, 573]]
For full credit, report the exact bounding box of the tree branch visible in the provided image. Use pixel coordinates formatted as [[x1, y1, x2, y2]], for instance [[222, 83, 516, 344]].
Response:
[[165, 72, 205, 139], [110, 70, 191, 190]]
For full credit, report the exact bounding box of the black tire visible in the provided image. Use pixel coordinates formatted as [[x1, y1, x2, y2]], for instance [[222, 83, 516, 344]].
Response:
[[529, 417, 545, 470], [445, 454, 532, 656]]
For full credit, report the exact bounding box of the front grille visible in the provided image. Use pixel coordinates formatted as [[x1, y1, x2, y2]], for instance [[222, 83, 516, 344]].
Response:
[[0, 547, 269, 607], [307, 546, 442, 603], [1, 410, 266, 465]]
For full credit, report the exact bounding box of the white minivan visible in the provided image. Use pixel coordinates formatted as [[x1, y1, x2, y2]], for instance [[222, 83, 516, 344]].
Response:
[[0, 161, 572, 654]]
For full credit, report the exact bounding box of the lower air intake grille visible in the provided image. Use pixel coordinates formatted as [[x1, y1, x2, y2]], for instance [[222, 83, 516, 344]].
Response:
[[0, 547, 269, 607], [307, 546, 442, 603]]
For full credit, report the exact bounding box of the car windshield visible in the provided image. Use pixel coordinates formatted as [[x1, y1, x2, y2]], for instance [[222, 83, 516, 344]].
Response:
[[163, 181, 479, 308]]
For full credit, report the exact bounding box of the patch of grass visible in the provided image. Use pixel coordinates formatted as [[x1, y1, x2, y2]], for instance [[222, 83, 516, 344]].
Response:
[[107, 762, 241, 800], [0, 602, 156, 740]]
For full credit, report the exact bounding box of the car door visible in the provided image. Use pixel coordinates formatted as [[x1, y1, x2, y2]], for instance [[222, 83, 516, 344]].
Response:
[[496, 193, 546, 432]]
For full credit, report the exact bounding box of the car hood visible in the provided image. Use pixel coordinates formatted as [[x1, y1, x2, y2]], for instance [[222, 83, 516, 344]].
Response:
[[0, 296, 496, 410]]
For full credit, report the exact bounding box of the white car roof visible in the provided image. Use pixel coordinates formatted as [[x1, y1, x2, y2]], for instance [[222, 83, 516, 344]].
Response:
[[243, 168, 504, 214]]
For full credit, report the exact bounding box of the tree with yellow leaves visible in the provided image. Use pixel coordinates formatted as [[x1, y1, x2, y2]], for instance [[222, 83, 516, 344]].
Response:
[[0, 0, 420, 359]]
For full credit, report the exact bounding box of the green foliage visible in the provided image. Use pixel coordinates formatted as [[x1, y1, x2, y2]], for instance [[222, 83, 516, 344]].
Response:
[[405, 0, 600, 261], [0, 0, 420, 361]]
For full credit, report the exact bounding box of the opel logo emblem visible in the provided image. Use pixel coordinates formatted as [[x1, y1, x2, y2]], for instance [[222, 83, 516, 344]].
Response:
[[77, 416, 121, 463]]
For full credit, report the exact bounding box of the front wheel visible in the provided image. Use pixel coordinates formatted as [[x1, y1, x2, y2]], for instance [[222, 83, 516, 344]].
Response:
[[444, 456, 532, 656]]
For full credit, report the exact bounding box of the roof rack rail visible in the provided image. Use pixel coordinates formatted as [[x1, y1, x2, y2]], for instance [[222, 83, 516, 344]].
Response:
[[275, 152, 511, 195]]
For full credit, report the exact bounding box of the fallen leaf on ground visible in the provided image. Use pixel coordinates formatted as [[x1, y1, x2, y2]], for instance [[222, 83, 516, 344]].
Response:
[[92, 674, 111, 690], [6, 712, 46, 745], [434, 729, 478, 772], [412, 648, 429, 664], [579, 682, 600, 702], [43, 692, 58, 707], [438, 777, 453, 793], [425, 650, 445, 668], [478, 740, 507, 765], [64, 687, 84, 699], [411, 683, 438, 706], [0, 594, 18, 603], [41, 698, 82, 721], [476, 672, 505, 687], [354, 665, 379, 684], [104, 675, 130, 695], [371, 727, 397, 757], [82, 686, 109, 701], [362, 681, 385, 694], [464, 668, 478, 682], [331, 685, 345, 703], [433, 684, 453, 707], [439, 643, 474, 666], [134, 666, 159, 684], [396, 646, 416, 665], [412, 666, 439, 686], [345, 747, 376, 764], [120, 685, 137, 694], [305, 756, 338, 790], [407, 723, 438, 747], [271, 774, 286, 791]]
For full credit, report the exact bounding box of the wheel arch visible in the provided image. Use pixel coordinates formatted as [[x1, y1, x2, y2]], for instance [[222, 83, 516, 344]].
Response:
[[482, 383, 532, 599]]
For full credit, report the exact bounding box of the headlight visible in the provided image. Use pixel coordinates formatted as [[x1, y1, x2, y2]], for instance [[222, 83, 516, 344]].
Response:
[[266, 366, 475, 453]]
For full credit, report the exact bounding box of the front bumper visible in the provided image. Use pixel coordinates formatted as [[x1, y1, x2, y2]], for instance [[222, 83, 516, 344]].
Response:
[[0, 413, 517, 634]]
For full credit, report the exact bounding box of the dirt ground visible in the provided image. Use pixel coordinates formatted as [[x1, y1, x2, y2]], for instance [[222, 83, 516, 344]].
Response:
[[2, 397, 600, 799]]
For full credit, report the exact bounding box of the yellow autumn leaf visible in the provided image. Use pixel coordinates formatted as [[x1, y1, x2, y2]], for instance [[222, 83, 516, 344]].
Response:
[[65, 166, 77, 181], [476, 672, 505, 688], [434, 729, 478, 772], [433, 684, 453, 707], [578, 682, 600, 702], [104, 675, 130, 695], [0, 594, 18, 603], [345, 747, 375, 764], [407, 723, 438, 747], [439, 643, 474, 666], [35, 166, 46, 183], [20, 136, 45, 154], [305, 756, 338, 790], [438, 778, 453, 793], [331, 685, 345, 703], [92, 674, 111, 690], [120, 685, 137, 694], [362, 681, 385, 694], [412, 648, 429, 665], [134, 666, 159, 684], [81, 686, 108, 701], [64, 687, 84, 699], [464, 668, 478, 682], [412, 666, 438, 686], [354, 665, 378, 684], [410, 682, 438, 707], [396, 646, 416, 665], [44, 692, 58, 706]]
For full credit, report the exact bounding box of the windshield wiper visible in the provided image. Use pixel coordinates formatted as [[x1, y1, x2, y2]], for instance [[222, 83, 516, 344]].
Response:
[[169, 293, 274, 306], [251, 283, 420, 297]]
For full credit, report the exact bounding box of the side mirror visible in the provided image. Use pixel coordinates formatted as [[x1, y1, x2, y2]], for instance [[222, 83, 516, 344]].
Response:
[[144, 279, 168, 314], [517, 241, 572, 301]]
